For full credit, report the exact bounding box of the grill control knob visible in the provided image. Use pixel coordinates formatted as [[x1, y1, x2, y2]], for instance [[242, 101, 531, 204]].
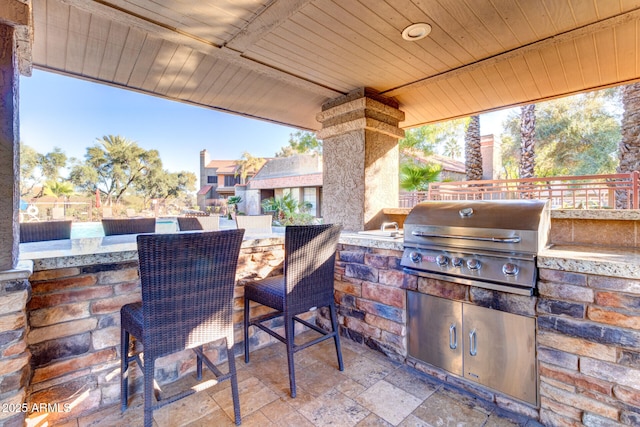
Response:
[[466, 259, 481, 270], [435, 254, 449, 266], [452, 257, 463, 267], [409, 251, 422, 263], [502, 263, 519, 276]]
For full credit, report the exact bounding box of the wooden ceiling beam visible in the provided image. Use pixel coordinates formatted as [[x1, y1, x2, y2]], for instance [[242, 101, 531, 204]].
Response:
[[225, 0, 313, 53], [58, 0, 341, 98]]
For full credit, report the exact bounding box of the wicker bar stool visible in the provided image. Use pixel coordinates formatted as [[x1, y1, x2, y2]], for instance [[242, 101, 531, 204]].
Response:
[[102, 217, 156, 236], [235, 215, 272, 234], [177, 215, 220, 231], [19, 220, 72, 243], [243, 224, 343, 397], [120, 229, 245, 426]]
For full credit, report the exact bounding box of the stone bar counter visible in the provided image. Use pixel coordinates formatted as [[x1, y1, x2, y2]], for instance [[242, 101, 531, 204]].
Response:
[[14, 232, 286, 426], [4, 209, 640, 426]]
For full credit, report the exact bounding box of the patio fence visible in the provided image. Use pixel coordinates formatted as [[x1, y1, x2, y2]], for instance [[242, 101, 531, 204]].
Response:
[[399, 171, 640, 209]]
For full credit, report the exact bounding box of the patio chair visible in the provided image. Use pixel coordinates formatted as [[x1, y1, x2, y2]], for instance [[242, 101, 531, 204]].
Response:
[[101, 217, 156, 236], [120, 229, 245, 427], [235, 214, 272, 234], [20, 220, 72, 243], [177, 215, 220, 231], [243, 224, 343, 398], [51, 207, 65, 220]]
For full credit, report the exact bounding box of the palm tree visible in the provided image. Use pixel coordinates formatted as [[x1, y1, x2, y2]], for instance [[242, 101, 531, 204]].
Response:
[[235, 152, 266, 184], [442, 138, 462, 159], [616, 82, 640, 208], [43, 180, 74, 205], [400, 163, 442, 191], [464, 115, 482, 181], [227, 196, 242, 219], [519, 104, 536, 179]]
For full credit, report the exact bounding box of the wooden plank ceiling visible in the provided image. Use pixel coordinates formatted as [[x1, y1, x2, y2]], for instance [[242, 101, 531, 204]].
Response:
[[29, 0, 640, 131]]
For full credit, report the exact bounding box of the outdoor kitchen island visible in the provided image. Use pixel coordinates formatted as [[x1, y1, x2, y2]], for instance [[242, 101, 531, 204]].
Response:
[[4, 210, 639, 426], [336, 208, 640, 427]]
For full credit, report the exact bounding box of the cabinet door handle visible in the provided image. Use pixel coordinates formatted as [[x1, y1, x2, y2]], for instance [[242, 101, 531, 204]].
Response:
[[469, 329, 477, 356], [449, 324, 457, 349]]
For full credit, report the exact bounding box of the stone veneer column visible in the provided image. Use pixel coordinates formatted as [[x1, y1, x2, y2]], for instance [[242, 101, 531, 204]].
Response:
[[0, 23, 20, 271], [0, 4, 33, 426], [0, 262, 32, 427], [316, 88, 405, 231]]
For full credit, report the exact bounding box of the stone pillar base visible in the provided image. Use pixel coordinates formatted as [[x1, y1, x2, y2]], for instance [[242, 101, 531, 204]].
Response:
[[0, 261, 33, 427]]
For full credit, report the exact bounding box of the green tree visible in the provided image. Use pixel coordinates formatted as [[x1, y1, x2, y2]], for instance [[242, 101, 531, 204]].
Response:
[[275, 131, 322, 157], [137, 169, 197, 208], [43, 180, 74, 200], [261, 193, 314, 225], [40, 147, 68, 181], [442, 137, 462, 159], [399, 119, 467, 158], [501, 90, 621, 177], [235, 151, 266, 183], [69, 135, 162, 204], [20, 143, 41, 198], [400, 163, 442, 191], [20, 144, 68, 198], [227, 196, 242, 218]]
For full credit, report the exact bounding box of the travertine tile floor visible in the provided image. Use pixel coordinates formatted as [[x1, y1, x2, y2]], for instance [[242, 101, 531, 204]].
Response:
[[71, 333, 543, 427]]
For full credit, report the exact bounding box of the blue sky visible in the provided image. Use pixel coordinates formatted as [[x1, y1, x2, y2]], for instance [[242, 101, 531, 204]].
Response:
[[19, 70, 299, 176], [19, 69, 512, 177]]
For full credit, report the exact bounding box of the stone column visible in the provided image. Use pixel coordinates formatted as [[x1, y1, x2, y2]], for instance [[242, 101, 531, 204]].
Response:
[[317, 88, 405, 231], [0, 262, 32, 427], [0, 4, 34, 426], [0, 24, 20, 271]]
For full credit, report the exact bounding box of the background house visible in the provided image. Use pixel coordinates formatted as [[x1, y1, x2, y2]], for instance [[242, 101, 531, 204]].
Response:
[[197, 149, 257, 211], [402, 149, 466, 182], [236, 154, 323, 217], [481, 134, 503, 180]]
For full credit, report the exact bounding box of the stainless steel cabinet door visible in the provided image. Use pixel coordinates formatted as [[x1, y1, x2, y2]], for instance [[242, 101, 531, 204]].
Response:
[[407, 292, 462, 375], [462, 304, 537, 405]]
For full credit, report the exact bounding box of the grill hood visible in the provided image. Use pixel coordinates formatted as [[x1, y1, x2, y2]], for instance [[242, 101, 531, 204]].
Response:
[[403, 200, 551, 255]]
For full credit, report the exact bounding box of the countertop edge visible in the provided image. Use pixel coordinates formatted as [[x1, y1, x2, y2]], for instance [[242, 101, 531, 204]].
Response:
[[538, 245, 640, 279], [19, 234, 640, 280]]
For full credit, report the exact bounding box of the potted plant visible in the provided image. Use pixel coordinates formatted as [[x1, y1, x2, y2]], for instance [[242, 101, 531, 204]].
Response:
[[227, 196, 242, 220]]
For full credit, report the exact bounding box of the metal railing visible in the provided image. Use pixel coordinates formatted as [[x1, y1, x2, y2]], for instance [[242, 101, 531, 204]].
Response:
[[399, 171, 640, 209]]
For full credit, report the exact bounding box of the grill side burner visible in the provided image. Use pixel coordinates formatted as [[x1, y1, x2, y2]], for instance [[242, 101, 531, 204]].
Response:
[[401, 200, 550, 296]]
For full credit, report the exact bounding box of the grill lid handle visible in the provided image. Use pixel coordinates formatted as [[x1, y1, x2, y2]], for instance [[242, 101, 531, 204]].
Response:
[[410, 231, 521, 244]]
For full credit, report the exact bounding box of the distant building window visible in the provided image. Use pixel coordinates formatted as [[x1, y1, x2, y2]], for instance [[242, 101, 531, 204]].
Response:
[[224, 175, 241, 187], [303, 188, 317, 216], [207, 176, 218, 184]]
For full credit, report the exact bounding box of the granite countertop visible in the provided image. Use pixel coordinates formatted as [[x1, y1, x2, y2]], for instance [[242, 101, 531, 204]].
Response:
[[18, 230, 640, 280], [538, 244, 640, 279], [339, 232, 404, 251], [19, 232, 286, 270]]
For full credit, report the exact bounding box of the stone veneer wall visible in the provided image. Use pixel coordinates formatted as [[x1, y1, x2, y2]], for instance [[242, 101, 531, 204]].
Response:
[[537, 268, 640, 426], [326, 243, 541, 419], [0, 266, 32, 427], [326, 244, 412, 360], [23, 242, 284, 425], [325, 242, 640, 426]]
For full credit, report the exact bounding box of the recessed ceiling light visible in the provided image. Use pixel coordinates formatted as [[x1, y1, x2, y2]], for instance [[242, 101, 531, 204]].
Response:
[[401, 23, 432, 41]]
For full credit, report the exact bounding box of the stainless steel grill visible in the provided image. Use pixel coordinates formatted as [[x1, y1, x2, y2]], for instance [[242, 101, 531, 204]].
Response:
[[401, 200, 551, 296]]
